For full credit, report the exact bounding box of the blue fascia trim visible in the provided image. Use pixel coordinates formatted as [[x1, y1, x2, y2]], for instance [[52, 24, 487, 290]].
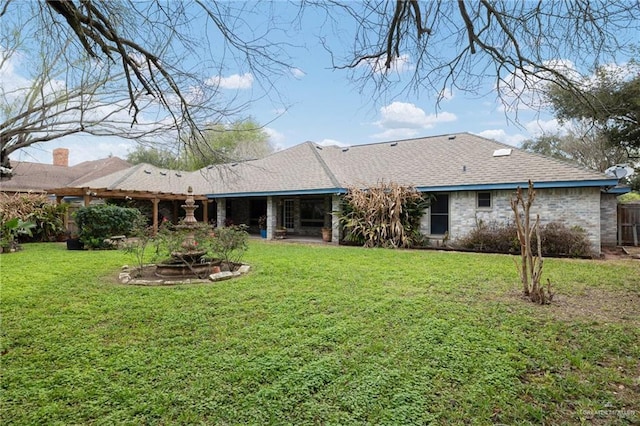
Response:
[[205, 180, 619, 198], [416, 179, 619, 192], [605, 186, 631, 194], [206, 187, 347, 199]]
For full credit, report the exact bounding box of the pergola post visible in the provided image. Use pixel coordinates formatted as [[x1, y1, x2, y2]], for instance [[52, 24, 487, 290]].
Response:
[[202, 199, 209, 224], [216, 198, 226, 228], [172, 200, 179, 224], [55, 196, 68, 230], [152, 198, 160, 235]]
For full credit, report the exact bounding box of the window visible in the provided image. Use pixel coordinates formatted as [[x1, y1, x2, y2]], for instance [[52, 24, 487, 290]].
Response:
[[300, 198, 325, 227], [477, 192, 492, 209], [282, 199, 294, 229], [430, 194, 449, 235]]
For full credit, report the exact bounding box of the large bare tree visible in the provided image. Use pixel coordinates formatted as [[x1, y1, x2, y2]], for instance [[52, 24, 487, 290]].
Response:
[[0, 36, 181, 171], [318, 1, 638, 110], [0, 0, 291, 178], [2, 0, 638, 178]]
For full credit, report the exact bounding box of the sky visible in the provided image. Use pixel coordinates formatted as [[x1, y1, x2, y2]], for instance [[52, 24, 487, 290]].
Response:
[[3, 2, 632, 166]]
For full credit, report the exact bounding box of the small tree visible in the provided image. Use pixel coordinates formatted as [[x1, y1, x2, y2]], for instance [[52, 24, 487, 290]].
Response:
[[152, 222, 248, 273], [510, 181, 553, 304], [122, 224, 155, 277], [207, 225, 249, 269]]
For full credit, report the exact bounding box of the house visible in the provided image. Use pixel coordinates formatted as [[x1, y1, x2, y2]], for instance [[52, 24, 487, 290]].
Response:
[[0, 148, 133, 233], [49, 134, 625, 253], [0, 148, 131, 196]]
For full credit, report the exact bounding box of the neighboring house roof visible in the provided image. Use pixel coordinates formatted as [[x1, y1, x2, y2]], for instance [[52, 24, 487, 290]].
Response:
[[52, 133, 619, 198], [67, 157, 133, 187], [0, 156, 131, 193]]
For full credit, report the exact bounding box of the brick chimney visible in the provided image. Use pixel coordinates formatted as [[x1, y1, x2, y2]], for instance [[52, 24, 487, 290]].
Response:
[[53, 148, 69, 167]]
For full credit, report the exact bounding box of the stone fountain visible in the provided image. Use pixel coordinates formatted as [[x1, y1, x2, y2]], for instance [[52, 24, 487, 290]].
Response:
[[155, 186, 211, 278]]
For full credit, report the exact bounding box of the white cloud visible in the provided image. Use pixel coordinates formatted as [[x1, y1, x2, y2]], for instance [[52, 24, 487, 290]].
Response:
[[290, 68, 305, 79], [264, 127, 286, 145], [205, 73, 254, 89], [371, 128, 420, 141], [318, 138, 348, 147], [474, 129, 527, 147], [440, 88, 454, 101], [583, 61, 640, 88], [0, 48, 30, 93], [375, 102, 457, 130], [524, 118, 569, 137], [497, 59, 638, 114]]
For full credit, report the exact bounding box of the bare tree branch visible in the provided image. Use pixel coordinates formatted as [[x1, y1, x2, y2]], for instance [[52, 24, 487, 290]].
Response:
[[316, 0, 639, 114]]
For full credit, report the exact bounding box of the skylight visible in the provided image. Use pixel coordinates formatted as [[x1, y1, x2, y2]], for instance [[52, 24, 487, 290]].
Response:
[[492, 148, 512, 157]]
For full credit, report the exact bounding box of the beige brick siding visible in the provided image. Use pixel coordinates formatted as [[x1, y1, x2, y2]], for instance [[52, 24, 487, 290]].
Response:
[[600, 193, 618, 245], [421, 187, 604, 253]]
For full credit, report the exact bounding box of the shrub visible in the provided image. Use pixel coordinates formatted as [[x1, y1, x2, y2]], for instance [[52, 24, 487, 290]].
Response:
[[206, 225, 249, 267], [540, 223, 592, 257], [27, 202, 68, 242], [0, 218, 36, 252], [456, 220, 520, 254], [74, 204, 144, 249], [617, 192, 640, 203], [456, 220, 593, 258], [152, 222, 249, 268], [122, 225, 155, 276], [0, 193, 68, 242]]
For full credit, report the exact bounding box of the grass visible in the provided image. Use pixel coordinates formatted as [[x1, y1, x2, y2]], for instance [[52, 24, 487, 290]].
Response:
[[1, 241, 639, 425]]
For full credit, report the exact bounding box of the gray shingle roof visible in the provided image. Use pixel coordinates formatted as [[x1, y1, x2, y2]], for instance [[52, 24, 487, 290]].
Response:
[[316, 133, 611, 189], [76, 163, 193, 195], [192, 142, 341, 195], [1, 157, 131, 193], [50, 133, 616, 197]]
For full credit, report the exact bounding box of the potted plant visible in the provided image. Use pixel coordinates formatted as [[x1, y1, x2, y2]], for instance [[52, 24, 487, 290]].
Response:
[[321, 227, 332, 242], [0, 217, 36, 253], [66, 232, 84, 250], [258, 215, 267, 238], [275, 226, 287, 239]]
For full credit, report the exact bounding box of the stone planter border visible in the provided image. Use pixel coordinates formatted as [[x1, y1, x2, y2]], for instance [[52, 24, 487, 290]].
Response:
[[119, 263, 251, 286]]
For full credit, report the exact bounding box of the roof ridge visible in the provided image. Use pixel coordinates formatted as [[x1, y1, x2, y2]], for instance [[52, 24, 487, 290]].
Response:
[[333, 132, 468, 149], [104, 163, 149, 189], [307, 143, 342, 188]]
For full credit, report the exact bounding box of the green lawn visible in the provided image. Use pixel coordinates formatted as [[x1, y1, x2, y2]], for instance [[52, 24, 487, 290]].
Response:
[[1, 242, 639, 425]]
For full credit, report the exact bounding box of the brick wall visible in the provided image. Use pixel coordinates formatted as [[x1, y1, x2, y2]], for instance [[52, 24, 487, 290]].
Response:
[[600, 193, 618, 246], [421, 187, 604, 253]]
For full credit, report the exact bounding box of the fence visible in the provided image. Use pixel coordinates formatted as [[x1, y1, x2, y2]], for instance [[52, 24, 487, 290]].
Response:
[[618, 203, 640, 246]]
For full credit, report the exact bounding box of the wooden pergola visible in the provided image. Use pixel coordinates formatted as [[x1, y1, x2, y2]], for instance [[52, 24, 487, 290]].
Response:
[[51, 186, 210, 235]]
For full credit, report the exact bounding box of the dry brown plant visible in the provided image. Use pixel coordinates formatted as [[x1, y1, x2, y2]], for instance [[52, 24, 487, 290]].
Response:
[[341, 181, 428, 248], [510, 181, 553, 304]]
